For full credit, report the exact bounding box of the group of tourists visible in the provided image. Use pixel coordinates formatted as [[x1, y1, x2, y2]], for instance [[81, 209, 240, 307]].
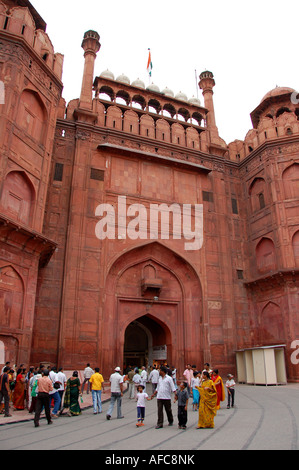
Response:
[[105, 362, 236, 430], [0, 362, 84, 425], [0, 360, 236, 431], [0, 362, 44, 417], [182, 363, 236, 429]]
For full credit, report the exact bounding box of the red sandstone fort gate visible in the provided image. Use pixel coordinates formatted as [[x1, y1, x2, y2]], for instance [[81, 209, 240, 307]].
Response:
[[1, 2, 299, 382]]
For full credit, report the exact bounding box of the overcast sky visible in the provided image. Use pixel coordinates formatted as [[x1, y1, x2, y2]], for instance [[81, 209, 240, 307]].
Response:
[[31, 0, 298, 144]]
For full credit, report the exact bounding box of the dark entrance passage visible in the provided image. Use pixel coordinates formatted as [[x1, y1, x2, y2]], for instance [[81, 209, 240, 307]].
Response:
[[124, 321, 148, 369], [123, 315, 170, 371]]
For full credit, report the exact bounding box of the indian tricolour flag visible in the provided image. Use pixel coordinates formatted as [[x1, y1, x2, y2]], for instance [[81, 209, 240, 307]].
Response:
[[147, 49, 153, 77]]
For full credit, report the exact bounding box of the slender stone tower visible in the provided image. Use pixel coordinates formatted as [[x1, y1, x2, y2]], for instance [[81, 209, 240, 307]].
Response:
[[199, 70, 219, 140], [79, 30, 101, 110]]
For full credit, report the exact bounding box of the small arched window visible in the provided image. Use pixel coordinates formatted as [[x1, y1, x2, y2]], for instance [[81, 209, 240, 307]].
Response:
[[249, 177, 267, 212]]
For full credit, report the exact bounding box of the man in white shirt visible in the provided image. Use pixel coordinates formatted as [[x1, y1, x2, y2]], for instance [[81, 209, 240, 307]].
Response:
[[49, 368, 61, 418], [149, 366, 160, 393], [140, 366, 148, 388], [56, 367, 67, 411], [106, 367, 124, 420], [81, 363, 94, 394], [151, 366, 176, 428], [226, 374, 236, 409]]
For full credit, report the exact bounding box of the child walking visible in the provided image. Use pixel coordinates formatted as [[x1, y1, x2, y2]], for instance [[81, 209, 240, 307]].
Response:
[[191, 371, 200, 411], [136, 385, 151, 426], [174, 382, 189, 430]]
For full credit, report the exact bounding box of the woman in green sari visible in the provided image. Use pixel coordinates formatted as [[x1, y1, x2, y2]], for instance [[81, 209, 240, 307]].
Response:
[[196, 371, 217, 429], [63, 371, 82, 416]]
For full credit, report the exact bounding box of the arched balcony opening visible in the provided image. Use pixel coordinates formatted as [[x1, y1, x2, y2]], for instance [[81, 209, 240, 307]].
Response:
[[148, 98, 161, 115], [98, 85, 114, 101], [162, 103, 176, 119], [192, 112, 204, 127], [116, 90, 130, 106], [177, 107, 190, 122], [131, 94, 146, 111]]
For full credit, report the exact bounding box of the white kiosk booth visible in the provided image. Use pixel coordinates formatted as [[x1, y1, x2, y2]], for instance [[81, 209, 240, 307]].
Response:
[[236, 345, 287, 385]]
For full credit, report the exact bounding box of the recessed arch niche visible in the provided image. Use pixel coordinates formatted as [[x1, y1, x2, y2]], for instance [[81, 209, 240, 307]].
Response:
[[16, 89, 47, 144], [282, 163, 299, 200], [256, 237, 276, 273], [1, 170, 35, 225]]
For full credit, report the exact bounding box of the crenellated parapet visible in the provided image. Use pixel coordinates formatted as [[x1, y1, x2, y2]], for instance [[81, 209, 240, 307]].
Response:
[[67, 69, 218, 153]]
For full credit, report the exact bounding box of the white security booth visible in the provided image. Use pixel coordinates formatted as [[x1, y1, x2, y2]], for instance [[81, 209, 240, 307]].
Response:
[[235, 345, 287, 385]]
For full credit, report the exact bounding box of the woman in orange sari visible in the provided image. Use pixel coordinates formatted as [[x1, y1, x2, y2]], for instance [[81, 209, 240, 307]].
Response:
[[211, 369, 225, 410], [13, 368, 26, 410], [196, 371, 217, 429]]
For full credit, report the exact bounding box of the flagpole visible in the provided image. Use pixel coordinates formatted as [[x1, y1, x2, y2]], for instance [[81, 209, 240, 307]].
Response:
[[195, 69, 198, 98]]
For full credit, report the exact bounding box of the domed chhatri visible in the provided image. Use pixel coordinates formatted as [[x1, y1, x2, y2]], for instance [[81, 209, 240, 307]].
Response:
[[100, 69, 115, 80], [147, 83, 160, 93], [131, 78, 146, 89], [116, 73, 130, 85], [260, 86, 296, 103], [189, 95, 201, 106], [161, 87, 174, 97], [175, 91, 188, 102]]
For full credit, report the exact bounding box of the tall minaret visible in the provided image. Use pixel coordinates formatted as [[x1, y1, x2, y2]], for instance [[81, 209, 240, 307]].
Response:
[[79, 30, 101, 110], [199, 71, 219, 140]]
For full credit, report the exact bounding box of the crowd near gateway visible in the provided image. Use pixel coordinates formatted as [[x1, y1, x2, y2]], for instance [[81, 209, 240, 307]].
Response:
[[0, 362, 234, 433]]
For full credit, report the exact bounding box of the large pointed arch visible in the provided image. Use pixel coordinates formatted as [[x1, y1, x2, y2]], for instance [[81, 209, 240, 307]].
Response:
[[100, 242, 203, 378]]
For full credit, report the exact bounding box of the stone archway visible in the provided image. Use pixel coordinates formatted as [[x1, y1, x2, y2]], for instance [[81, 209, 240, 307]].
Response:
[[100, 242, 203, 379], [124, 316, 170, 370]]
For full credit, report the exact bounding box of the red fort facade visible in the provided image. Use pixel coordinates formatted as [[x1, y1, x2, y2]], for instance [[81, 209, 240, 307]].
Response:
[[0, 0, 299, 381]]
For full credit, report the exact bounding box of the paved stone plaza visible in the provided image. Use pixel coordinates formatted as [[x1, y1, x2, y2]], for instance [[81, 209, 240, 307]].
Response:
[[1, 383, 299, 451]]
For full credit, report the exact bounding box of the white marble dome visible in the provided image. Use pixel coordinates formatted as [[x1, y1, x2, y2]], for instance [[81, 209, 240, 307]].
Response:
[[147, 83, 160, 93], [162, 87, 174, 97], [188, 95, 201, 106], [132, 78, 145, 88], [116, 73, 130, 85], [175, 91, 188, 101], [100, 69, 115, 80]]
